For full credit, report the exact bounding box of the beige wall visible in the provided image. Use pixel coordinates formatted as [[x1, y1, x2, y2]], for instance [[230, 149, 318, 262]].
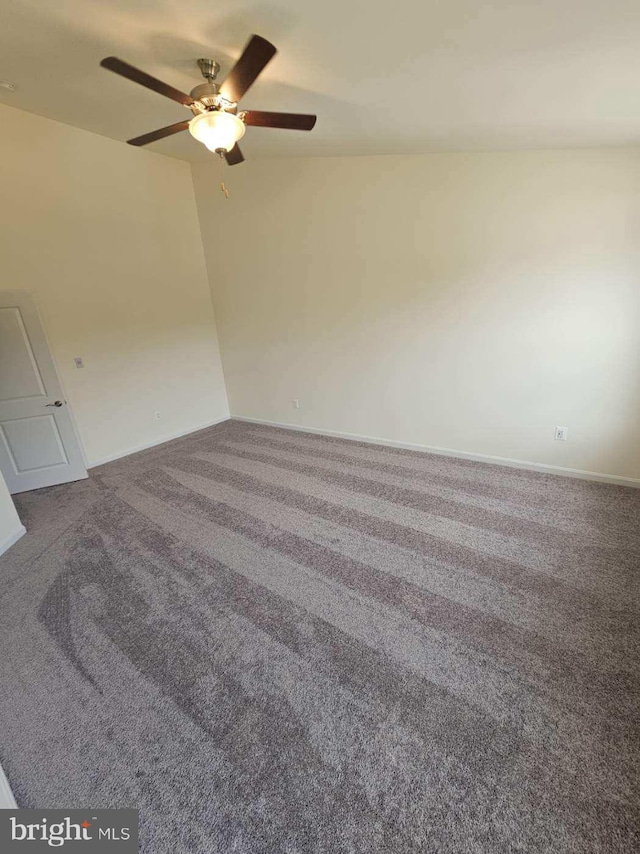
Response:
[[0, 103, 228, 467], [0, 470, 23, 553], [193, 150, 640, 481]]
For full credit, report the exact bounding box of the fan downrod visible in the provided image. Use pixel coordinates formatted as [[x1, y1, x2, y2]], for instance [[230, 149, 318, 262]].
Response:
[[197, 58, 220, 83], [191, 59, 222, 105]]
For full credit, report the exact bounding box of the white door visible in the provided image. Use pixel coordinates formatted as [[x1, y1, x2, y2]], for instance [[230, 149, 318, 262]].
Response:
[[0, 290, 87, 494]]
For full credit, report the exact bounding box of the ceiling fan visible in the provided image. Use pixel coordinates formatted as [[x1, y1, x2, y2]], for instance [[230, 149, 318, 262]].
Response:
[[100, 35, 316, 165]]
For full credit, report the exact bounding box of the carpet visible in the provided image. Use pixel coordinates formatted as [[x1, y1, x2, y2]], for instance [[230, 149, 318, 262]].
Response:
[[0, 419, 639, 852]]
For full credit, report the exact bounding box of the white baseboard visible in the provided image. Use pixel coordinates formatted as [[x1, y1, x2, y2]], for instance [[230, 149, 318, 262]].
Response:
[[233, 416, 640, 489], [0, 525, 26, 559], [0, 761, 17, 808], [88, 416, 230, 468]]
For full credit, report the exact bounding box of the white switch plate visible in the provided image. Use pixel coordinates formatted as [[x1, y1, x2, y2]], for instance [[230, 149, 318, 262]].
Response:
[[74, 357, 84, 369], [293, 399, 301, 409], [554, 426, 568, 441]]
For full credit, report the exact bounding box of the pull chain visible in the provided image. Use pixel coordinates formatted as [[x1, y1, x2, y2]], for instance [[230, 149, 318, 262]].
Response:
[[217, 150, 229, 199]]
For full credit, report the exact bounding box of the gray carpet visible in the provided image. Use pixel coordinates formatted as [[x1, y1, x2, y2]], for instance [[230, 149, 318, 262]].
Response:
[[0, 419, 639, 853]]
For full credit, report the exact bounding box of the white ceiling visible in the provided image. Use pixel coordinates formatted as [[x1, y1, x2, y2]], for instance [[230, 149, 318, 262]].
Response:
[[2, 0, 640, 162]]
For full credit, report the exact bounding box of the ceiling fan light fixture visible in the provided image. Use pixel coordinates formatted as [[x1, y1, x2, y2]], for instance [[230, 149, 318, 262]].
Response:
[[101, 36, 316, 166], [189, 110, 245, 153]]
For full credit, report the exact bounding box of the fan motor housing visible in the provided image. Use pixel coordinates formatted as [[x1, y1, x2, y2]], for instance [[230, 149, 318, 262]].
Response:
[[190, 82, 218, 106]]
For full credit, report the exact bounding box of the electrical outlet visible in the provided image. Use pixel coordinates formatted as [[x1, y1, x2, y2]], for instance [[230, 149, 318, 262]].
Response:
[[554, 426, 568, 441], [74, 357, 84, 369], [293, 399, 301, 409], [154, 411, 161, 420]]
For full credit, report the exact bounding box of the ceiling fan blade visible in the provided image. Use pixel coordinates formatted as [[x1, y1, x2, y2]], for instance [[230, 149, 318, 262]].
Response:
[[100, 57, 194, 107], [224, 144, 245, 166], [219, 35, 277, 104], [243, 111, 316, 131], [127, 120, 191, 147]]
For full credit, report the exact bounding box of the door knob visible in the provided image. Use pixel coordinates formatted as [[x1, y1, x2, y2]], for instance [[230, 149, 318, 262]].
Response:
[[45, 400, 63, 407]]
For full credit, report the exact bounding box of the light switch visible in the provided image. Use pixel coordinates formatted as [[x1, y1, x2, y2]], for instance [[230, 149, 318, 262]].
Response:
[[74, 357, 84, 369]]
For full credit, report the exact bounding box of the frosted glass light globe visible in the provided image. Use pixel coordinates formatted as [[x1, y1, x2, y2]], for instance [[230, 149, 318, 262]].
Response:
[[189, 111, 246, 152]]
